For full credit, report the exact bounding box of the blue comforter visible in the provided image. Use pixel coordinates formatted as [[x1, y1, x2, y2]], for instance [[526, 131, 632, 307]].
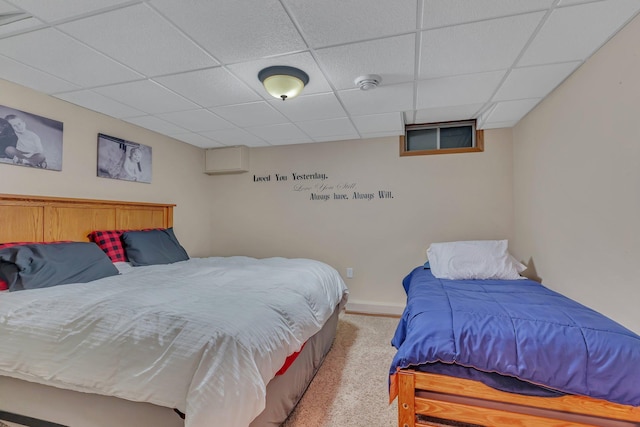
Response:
[[390, 267, 640, 406]]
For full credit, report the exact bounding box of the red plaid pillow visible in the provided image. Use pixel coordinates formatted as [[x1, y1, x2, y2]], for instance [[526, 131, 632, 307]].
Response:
[[88, 230, 126, 262], [88, 229, 163, 263], [0, 241, 71, 291]]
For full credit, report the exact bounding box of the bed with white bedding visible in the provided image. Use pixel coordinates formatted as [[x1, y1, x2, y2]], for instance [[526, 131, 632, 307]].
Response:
[[0, 194, 348, 427]]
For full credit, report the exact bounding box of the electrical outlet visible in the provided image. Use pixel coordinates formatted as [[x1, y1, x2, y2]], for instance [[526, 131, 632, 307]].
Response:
[[346, 268, 353, 278]]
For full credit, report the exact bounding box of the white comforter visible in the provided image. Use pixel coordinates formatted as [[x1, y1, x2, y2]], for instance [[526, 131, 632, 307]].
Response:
[[0, 256, 348, 427]]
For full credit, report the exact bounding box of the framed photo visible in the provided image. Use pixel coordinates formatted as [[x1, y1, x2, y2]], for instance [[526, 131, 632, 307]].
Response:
[[97, 133, 152, 183], [0, 105, 63, 171]]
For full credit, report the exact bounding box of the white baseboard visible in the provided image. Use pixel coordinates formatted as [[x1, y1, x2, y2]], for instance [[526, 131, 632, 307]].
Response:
[[345, 301, 404, 317]]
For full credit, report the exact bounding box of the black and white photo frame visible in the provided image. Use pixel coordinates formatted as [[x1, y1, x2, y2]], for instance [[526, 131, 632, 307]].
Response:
[[0, 105, 63, 171], [97, 133, 152, 183]]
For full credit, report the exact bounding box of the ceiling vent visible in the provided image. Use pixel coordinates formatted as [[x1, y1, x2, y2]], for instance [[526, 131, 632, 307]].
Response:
[[354, 74, 381, 91]]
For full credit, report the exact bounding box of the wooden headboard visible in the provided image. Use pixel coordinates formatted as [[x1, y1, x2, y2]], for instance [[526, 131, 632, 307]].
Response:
[[0, 194, 175, 243]]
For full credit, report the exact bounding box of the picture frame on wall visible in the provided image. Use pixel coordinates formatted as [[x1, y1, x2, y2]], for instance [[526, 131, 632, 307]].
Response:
[[0, 104, 64, 171], [97, 133, 152, 183]]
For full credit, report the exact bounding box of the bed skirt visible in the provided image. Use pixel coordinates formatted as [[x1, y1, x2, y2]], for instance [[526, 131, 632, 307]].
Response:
[[0, 307, 341, 427]]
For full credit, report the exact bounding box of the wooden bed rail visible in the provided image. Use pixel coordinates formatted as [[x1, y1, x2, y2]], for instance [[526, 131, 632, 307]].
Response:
[[397, 370, 640, 427]]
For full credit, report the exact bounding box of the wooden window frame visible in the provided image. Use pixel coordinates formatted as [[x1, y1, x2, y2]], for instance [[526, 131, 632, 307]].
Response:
[[400, 120, 484, 156]]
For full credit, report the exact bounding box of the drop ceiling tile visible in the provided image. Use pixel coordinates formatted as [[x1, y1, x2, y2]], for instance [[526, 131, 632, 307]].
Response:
[[0, 55, 80, 93], [414, 104, 485, 124], [360, 131, 404, 139], [9, 0, 134, 22], [154, 67, 261, 108], [313, 134, 360, 143], [59, 3, 218, 76], [200, 128, 269, 147], [557, 0, 601, 5], [315, 34, 416, 90], [228, 51, 333, 99], [351, 112, 404, 134], [339, 83, 414, 116], [476, 103, 496, 127], [150, 0, 306, 63], [519, 0, 640, 66], [416, 71, 505, 110], [493, 62, 581, 101], [54, 90, 145, 118], [170, 132, 224, 149], [125, 115, 189, 135], [94, 80, 199, 114], [297, 117, 359, 139], [0, 28, 143, 86], [0, 16, 42, 36], [268, 92, 346, 122], [403, 111, 416, 125], [0, 0, 635, 148], [421, 0, 554, 29], [156, 109, 235, 132], [420, 12, 545, 79], [210, 101, 289, 127], [246, 123, 312, 145], [480, 121, 518, 129], [485, 98, 541, 123], [283, 0, 417, 47], [0, 1, 19, 13]]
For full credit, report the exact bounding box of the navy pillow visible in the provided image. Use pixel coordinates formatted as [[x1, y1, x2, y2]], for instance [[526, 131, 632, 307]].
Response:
[[122, 228, 189, 266], [0, 242, 119, 292]]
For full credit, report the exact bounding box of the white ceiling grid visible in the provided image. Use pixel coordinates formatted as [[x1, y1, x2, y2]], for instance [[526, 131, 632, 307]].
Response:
[[0, 0, 637, 147]]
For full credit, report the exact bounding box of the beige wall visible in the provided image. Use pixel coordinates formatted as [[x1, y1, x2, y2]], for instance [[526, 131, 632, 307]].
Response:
[[0, 77, 516, 315], [207, 131, 515, 314], [10, 16, 637, 331], [512, 14, 640, 332], [0, 79, 212, 257]]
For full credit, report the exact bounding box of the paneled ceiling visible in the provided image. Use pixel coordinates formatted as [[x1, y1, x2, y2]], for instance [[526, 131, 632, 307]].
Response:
[[0, 0, 638, 148]]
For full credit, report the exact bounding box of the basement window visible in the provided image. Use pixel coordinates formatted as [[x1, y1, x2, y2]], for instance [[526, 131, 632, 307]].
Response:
[[400, 120, 483, 156]]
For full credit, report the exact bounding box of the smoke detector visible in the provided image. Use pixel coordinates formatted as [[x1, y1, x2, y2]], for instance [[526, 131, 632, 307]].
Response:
[[354, 74, 381, 91]]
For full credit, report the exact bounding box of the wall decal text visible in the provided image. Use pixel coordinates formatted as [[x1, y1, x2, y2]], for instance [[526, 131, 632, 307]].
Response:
[[252, 172, 394, 201]]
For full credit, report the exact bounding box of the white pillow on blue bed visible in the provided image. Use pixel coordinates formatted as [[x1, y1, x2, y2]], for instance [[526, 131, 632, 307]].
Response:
[[426, 240, 526, 280]]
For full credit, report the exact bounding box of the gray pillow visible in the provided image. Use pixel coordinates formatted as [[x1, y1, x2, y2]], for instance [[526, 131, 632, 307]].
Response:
[[122, 228, 189, 266], [0, 242, 119, 292]]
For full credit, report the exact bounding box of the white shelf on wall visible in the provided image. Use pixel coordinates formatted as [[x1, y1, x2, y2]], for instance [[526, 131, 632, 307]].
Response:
[[205, 146, 249, 175]]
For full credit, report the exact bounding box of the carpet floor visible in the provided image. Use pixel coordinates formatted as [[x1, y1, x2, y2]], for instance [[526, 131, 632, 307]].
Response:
[[282, 312, 399, 427]]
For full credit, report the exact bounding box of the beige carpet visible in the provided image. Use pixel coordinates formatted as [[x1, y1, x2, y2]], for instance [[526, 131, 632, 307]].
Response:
[[282, 312, 399, 427]]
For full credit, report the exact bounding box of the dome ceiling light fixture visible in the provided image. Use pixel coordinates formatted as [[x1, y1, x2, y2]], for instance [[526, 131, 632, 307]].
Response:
[[258, 66, 309, 101], [354, 74, 382, 91]]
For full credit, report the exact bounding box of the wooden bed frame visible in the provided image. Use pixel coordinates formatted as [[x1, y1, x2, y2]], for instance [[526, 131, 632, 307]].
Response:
[[0, 193, 341, 427], [395, 369, 640, 427], [0, 193, 174, 243], [0, 193, 177, 427]]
